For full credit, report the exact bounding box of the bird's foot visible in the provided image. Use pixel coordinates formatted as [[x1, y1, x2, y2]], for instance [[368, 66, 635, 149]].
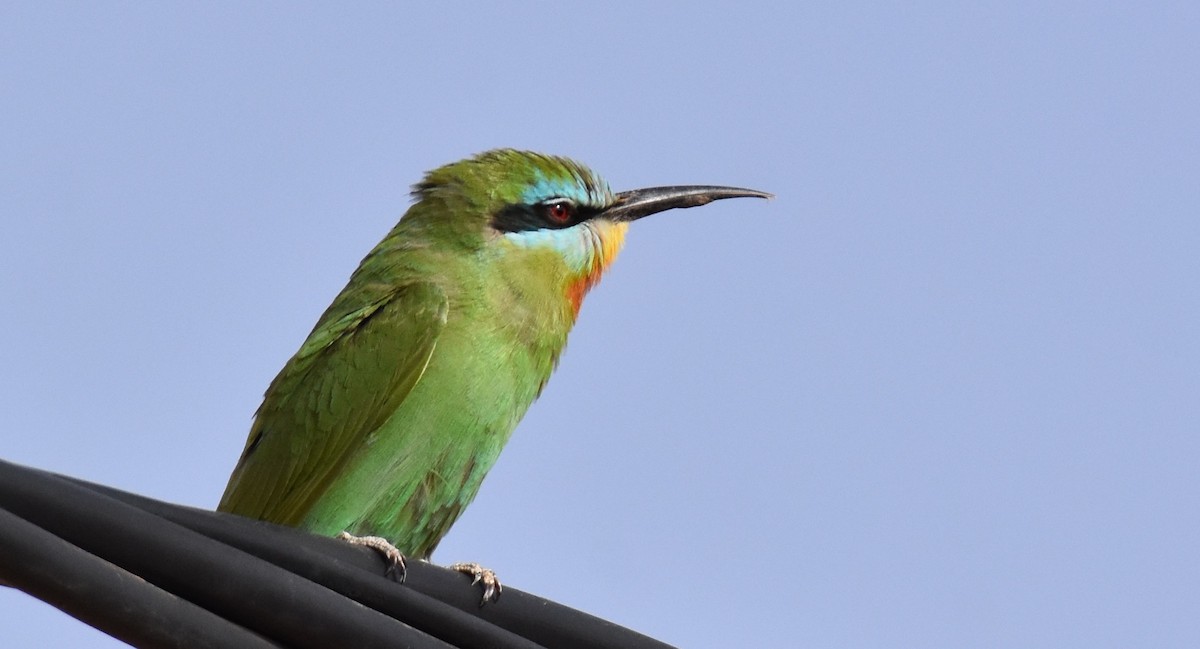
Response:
[[448, 562, 502, 606], [337, 532, 407, 581]]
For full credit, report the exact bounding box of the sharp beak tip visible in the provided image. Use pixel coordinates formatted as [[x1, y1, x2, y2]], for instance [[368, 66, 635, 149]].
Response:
[[706, 187, 775, 202], [703, 187, 775, 206]]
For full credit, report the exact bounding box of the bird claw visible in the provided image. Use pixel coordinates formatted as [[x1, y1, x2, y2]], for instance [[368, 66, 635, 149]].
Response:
[[449, 562, 502, 605], [336, 534, 500, 605], [337, 532, 407, 582]]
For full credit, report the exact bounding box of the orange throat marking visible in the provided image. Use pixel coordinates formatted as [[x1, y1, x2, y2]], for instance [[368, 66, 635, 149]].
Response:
[[565, 222, 628, 317]]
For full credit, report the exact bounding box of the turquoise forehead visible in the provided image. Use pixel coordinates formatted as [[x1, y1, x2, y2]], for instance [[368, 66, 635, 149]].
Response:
[[520, 163, 614, 207]]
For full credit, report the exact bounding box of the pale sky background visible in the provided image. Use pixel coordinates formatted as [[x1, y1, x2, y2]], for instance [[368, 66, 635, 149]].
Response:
[[2, 3, 1198, 647]]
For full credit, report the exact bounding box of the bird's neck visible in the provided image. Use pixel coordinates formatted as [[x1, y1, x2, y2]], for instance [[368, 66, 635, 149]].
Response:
[[467, 220, 627, 382], [499, 219, 629, 319]]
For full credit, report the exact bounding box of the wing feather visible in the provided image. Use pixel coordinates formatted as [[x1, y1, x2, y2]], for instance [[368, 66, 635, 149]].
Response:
[[218, 281, 448, 526]]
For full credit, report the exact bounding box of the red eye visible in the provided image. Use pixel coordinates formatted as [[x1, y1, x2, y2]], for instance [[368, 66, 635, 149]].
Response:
[[545, 201, 572, 224]]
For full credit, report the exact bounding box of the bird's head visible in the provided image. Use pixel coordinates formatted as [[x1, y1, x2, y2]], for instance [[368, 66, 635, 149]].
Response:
[[405, 149, 770, 315]]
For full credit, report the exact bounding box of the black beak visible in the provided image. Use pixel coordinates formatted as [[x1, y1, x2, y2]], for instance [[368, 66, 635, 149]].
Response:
[[602, 185, 773, 222]]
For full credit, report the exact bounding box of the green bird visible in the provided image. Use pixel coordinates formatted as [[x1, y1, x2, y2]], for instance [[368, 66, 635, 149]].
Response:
[[218, 149, 769, 601]]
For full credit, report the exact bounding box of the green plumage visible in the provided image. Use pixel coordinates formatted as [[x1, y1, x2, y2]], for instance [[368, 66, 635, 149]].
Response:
[[219, 150, 768, 560], [220, 152, 584, 558]]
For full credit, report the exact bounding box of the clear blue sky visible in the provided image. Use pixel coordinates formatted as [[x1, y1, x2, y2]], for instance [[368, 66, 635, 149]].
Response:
[[2, 3, 1197, 647]]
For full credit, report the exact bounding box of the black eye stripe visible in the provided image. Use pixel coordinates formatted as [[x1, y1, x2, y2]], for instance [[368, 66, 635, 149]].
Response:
[[491, 199, 598, 233]]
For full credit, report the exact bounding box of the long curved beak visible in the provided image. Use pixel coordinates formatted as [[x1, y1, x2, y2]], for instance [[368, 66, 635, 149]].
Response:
[[602, 185, 773, 222]]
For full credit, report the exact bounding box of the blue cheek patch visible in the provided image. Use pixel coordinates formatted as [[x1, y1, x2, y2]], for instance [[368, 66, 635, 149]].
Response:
[[503, 225, 597, 273]]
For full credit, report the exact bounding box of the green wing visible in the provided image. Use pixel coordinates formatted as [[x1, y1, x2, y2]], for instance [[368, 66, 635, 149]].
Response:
[[218, 281, 448, 527]]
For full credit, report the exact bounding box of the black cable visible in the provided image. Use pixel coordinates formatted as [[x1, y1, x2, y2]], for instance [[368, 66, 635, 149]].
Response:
[[72, 476, 670, 649], [0, 459, 679, 649], [0, 459, 454, 649], [0, 507, 282, 649], [65, 477, 546, 649]]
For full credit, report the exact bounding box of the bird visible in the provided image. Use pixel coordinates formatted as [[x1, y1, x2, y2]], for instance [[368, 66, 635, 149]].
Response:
[[218, 149, 770, 603]]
